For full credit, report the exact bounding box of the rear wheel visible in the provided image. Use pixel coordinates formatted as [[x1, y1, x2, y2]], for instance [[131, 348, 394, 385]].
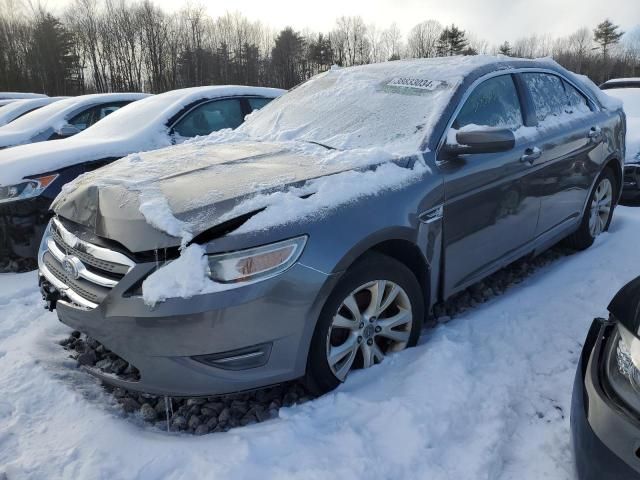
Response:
[[566, 168, 616, 251], [305, 253, 424, 394]]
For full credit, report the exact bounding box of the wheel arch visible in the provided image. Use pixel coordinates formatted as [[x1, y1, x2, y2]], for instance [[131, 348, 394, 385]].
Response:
[[329, 230, 431, 314]]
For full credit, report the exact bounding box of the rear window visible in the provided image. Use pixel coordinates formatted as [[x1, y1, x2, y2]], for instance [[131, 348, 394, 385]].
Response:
[[522, 73, 568, 122]]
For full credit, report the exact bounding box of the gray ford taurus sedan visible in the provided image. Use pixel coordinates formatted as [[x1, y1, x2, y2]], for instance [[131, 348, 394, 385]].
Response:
[[38, 56, 625, 396]]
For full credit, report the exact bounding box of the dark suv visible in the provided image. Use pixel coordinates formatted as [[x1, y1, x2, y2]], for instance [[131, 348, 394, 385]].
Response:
[[39, 56, 625, 397]]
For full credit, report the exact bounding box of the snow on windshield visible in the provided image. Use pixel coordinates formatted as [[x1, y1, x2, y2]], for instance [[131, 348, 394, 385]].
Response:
[[239, 56, 496, 155]]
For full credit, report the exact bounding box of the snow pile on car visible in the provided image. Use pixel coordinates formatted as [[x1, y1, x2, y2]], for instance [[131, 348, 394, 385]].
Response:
[[603, 87, 640, 163], [141, 158, 428, 305], [0, 87, 284, 187], [0, 93, 149, 152]]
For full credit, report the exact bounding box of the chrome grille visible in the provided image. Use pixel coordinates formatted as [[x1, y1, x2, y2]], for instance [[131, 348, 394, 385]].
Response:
[[38, 218, 135, 309]]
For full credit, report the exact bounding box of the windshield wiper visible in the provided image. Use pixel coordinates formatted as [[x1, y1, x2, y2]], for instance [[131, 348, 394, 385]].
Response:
[[303, 140, 337, 151]]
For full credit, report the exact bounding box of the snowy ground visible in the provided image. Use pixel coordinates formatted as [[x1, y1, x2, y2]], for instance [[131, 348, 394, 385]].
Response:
[[1, 207, 640, 480]]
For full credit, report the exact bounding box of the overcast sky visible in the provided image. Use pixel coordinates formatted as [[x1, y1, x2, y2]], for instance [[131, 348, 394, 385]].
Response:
[[46, 0, 639, 45]]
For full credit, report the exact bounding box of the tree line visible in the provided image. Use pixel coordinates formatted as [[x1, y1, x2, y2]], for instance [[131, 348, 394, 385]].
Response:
[[1, 0, 639, 96]]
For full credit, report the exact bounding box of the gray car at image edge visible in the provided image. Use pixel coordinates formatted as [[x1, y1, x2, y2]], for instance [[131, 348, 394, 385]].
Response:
[[38, 57, 625, 397]]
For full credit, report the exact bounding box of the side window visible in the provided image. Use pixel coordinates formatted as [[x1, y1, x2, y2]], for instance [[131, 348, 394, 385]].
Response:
[[522, 73, 569, 122], [562, 80, 592, 115], [69, 107, 95, 131], [453, 75, 523, 130], [247, 97, 272, 112], [69, 102, 130, 130], [173, 99, 244, 138], [93, 102, 129, 123]]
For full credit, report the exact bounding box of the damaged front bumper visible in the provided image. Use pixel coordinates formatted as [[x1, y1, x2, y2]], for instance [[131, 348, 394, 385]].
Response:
[[38, 218, 335, 397]]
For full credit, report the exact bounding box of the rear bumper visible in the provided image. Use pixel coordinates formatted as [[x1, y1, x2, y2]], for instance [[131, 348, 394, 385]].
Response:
[[0, 197, 51, 261], [571, 318, 640, 480]]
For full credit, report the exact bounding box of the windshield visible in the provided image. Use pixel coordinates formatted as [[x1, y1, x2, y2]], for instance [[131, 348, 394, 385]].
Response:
[[0, 97, 82, 133], [239, 60, 462, 155]]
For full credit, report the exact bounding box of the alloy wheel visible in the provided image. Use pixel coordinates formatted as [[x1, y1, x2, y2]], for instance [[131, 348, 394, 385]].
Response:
[[589, 177, 613, 238], [325, 280, 413, 381]]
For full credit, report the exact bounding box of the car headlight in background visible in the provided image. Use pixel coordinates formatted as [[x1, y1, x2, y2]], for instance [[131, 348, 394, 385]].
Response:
[[606, 322, 640, 411], [0, 174, 58, 204], [206, 236, 307, 284]]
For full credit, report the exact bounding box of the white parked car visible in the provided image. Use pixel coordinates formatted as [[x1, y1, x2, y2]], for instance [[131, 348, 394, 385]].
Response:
[[0, 85, 284, 262], [0, 93, 149, 150], [602, 79, 640, 200], [0, 92, 47, 100], [0, 97, 67, 127]]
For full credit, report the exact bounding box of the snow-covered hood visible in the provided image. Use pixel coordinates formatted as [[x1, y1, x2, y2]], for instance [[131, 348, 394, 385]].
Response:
[[0, 137, 133, 185], [52, 141, 407, 252]]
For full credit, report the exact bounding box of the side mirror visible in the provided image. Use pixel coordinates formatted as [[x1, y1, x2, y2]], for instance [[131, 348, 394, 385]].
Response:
[[55, 123, 81, 137], [443, 128, 516, 155]]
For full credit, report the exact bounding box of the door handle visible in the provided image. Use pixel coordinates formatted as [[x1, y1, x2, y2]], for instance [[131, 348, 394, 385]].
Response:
[[521, 146, 542, 164], [588, 126, 602, 141]]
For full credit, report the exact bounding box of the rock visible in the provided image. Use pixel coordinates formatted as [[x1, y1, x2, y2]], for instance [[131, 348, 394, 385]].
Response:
[[194, 424, 209, 435], [205, 416, 218, 430], [155, 400, 168, 416], [240, 414, 257, 426], [436, 315, 451, 324], [203, 402, 225, 414], [71, 330, 81, 338], [111, 359, 128, 375], [188, 414, 201, 430], [218, 408, 231, 424], [200, 407, 216, 417], [171, 415, 187, 430], [96, 345, 106, 354], [95, 358, 113, 372], [86, 337, 100, 349], [255, 408, 271, 422], [140, 403, 157, 422], [282, 391, 297, 407], [59, 337, 72, 347], [268, 400, 281, 410], [186, 398, 206, 407], [74, 340, 86, 353], [120, 397, 140, 413], [77, 350, 97, 366]]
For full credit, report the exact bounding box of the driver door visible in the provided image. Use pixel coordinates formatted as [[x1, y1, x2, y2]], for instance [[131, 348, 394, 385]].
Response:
[[438, 74, 542, 295]]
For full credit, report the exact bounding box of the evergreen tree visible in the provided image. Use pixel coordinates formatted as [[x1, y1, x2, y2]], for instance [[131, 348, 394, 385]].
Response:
[[436, 24, 468, 56], [271, 27, 305, 89], [498, 41, 512, 56], [593, 19, 624, 59], [29, 13, 79, 95]]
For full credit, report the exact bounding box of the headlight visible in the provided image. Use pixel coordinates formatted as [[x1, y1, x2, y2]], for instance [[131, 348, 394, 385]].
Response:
[[206, 236, 307, 284], [606, 322, 640, 411], [0, 174, 58, 204]]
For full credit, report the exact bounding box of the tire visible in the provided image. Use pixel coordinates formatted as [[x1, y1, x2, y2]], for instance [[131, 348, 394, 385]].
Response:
[[566, 168, 617, 251], [304, 252, 424, 395]]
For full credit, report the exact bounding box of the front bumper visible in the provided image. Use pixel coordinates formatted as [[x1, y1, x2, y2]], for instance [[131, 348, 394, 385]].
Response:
[[0, 196, 51, 260], [571, 318, 640, 479], [622, 164, 640, 200], [38, 220, 336, 396]]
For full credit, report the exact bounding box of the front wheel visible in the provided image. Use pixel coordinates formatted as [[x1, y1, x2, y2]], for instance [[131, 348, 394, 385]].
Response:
[[304, 253, 424, 394], [566, 168, 616, 250]]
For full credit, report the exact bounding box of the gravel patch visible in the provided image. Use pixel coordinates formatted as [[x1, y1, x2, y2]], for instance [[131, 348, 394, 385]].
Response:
[[59, 245, 572, 435]]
